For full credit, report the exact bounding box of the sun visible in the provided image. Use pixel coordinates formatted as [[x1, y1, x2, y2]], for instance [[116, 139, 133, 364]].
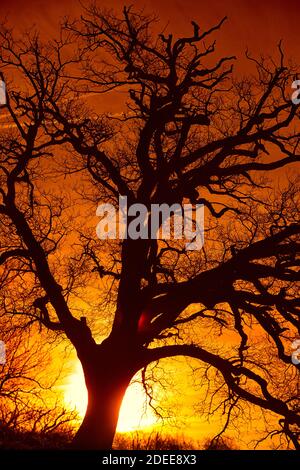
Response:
[[64, 363, 157, 432]]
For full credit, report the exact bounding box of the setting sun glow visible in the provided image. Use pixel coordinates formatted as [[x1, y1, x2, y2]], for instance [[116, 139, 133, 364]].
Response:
[[64, 364, 157, 432]]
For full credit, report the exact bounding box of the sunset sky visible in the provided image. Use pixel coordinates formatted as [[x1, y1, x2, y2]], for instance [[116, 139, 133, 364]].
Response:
[[1, 1, 299, 120], [1, 0, 299, 448], [0, 0, 299, 56]]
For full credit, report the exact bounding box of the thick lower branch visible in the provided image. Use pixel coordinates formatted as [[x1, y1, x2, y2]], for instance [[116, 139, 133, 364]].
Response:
[[3, 202, 96, 353], [143, 344, 300, 427]]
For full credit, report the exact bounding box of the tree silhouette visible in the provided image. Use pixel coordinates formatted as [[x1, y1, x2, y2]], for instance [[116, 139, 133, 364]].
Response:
[[0, 4, 299, 449]]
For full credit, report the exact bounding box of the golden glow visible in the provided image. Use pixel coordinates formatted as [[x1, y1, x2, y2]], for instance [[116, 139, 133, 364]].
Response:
[[64, 364, 157, 432], [64, 364, 88, 417]]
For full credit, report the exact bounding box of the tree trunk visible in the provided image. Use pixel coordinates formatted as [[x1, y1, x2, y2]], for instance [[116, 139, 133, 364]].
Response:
[[71, 346, 136, 450]]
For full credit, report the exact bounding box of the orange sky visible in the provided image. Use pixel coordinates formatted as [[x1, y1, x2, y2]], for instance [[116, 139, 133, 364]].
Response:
[[1, 0, 298, 114], [0, 0, 299, 61], [2, 0, 298, 117]]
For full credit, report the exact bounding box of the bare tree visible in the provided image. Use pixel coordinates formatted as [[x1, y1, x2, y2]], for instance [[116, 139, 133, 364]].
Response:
[[0, 4, 299, 449]]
